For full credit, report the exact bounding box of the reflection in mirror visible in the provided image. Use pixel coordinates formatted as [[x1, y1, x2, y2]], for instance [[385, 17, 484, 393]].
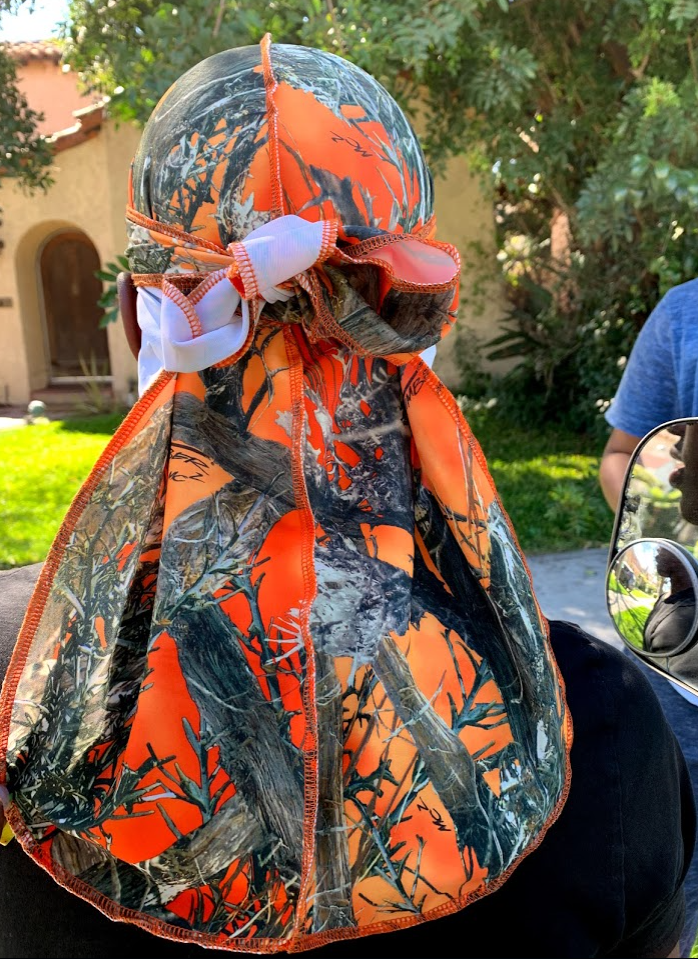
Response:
[[614, 419, 698, 558], [608, 538, 698, 693], [670, 422, 698, 524]]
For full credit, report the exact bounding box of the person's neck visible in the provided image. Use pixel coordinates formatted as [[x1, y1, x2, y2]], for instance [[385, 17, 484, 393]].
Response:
[[669, 571, 693, 593]]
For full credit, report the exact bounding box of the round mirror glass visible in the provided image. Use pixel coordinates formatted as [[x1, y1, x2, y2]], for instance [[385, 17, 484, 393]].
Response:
[[608, 538, 698, 692], [613, 420, 698, 556]]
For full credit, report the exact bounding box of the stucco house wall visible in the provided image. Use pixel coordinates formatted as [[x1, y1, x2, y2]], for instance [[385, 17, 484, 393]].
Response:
[[0, 113, 140, 406], [13, 43, 101, 135], [431, 152, 507, 387]]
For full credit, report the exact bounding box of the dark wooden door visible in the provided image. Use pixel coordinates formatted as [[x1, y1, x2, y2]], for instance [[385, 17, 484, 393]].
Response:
[[40, 231, 111, 378]]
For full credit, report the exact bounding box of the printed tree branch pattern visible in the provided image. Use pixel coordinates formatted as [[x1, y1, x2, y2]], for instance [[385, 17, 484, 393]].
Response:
[[0, 38, 571, 953]]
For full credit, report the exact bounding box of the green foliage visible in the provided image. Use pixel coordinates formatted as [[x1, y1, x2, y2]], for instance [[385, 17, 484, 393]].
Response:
[[61, 0, 486, 123], [482, 255, 643, 436], [0, 0, 54, 199], [435, 0, 698, 432], [463, 406, 610, 552], [95, 255, 129, 325], [476, 2, 698, 430]]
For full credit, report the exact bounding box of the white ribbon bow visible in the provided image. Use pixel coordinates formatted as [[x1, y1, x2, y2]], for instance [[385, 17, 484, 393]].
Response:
[[136, 215, 336, 393], [135, 213, 441, 394]]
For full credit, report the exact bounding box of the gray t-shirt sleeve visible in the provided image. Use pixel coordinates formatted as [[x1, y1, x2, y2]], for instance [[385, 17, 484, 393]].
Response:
[[605, 296, 679, 437]]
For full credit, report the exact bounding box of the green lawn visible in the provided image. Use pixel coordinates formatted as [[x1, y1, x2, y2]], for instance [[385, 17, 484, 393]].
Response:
[[0, 407, 612, 569], [610, 605, 653, 649], [467, 409, 611, 554], [0, 413, 125, 569]]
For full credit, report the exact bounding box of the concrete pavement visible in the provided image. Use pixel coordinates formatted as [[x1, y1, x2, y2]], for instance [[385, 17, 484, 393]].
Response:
[[0, 415, 25, 430], [526, 547, 621, 650]]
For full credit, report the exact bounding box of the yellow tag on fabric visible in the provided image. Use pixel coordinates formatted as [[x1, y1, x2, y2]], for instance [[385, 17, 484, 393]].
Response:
[[0, 821, 14, 846]]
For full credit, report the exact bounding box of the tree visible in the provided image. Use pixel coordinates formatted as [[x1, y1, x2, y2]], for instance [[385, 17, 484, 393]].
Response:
[[0, 1, 54, 198], [61, 0, 491, 126], [62, 0, 698, 429], [454, 0, 698, 432]]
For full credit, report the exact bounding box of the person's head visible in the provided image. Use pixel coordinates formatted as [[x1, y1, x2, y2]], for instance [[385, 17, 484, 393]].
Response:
[[656, 545, 686, 581], [122, 36, 460, 374], [129, 39, 433, 253], [655, 545, 694, 596]]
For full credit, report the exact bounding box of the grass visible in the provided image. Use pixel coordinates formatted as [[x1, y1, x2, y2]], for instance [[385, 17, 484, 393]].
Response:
[[0, 412, 125, 569], [465, 409, 611, 554], [610, 605, 652, 649], [0, 407, 612, 569]]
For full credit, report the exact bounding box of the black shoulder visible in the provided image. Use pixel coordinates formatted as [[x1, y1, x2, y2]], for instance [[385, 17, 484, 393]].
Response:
[[549, 619, 693, 958], [0, 563, 42, 683]]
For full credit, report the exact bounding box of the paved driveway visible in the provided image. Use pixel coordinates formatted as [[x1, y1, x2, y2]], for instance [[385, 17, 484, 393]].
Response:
[[526, 548, 621, 650]]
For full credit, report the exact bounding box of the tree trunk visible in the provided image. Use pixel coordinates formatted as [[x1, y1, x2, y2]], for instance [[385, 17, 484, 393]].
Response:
[[140, 792, 264, 903], [312, 650, 355, 931], [372, 636, 494, 864], [171, 392, 296, 510], [170, 605, 305, 876]]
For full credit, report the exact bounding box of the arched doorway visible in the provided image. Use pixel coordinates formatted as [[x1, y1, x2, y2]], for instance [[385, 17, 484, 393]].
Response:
[[39, 231, 111, 379]]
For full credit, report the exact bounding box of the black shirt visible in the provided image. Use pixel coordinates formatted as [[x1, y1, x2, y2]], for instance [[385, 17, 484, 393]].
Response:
[[644, 587, 698, 687]]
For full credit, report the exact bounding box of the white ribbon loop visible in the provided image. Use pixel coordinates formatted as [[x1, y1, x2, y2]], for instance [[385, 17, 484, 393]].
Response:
[[230, 215, 334, 300], [137, 277, 249, 393], [136, 215, 335, 393], [160, 276, 250, 376]]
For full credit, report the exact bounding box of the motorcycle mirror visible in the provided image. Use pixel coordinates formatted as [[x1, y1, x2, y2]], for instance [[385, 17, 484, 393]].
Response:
[[609, 418, 698, 555], [607, 418, 698, 696]]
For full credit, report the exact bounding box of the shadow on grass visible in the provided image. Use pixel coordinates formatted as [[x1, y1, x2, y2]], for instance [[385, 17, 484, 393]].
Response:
[[463, 410, 611, 553], [490, 460, 611, 553], [57, 411, 127, 435], [467, 410, 606, 463]]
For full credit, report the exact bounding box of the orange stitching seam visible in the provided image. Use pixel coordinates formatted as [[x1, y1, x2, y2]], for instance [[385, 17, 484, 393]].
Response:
[[260, 33, 285, 219], [188, 267, 230, 306], [212, 299, 259, 369], [228, 241, 258, 299], [282, 325, 320, 945], [161, 279, 203, 339], [126, 206, 226, 254], [318, 220, 339, 263]]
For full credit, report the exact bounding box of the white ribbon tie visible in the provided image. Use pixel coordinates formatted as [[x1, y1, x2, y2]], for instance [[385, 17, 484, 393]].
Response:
[[137, 215, 334, 393]]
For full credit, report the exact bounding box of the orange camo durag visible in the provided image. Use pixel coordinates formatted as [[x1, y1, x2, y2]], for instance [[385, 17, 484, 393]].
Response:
[[0, 35, 571, 954]]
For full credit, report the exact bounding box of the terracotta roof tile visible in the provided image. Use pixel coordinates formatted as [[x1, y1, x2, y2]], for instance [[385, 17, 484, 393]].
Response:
[[4, 40, 62, 65], [49, 102, 106, 152]]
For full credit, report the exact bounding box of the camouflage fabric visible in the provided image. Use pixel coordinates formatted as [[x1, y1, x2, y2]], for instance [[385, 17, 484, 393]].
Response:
[[0, 36, 571, 954]]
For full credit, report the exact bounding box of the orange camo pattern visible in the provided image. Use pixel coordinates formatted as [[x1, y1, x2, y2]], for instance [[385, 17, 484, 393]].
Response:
[[0, 36, 570, 954]]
